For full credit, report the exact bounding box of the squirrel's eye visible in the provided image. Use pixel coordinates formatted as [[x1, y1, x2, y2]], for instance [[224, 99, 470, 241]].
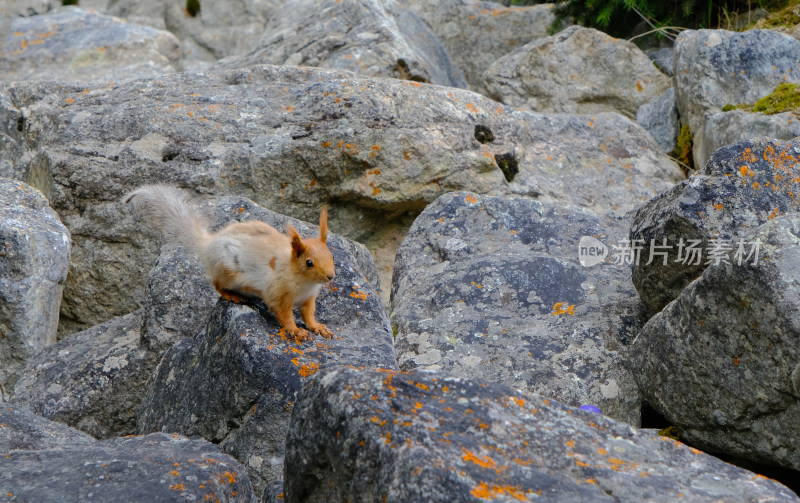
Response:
[[306, 259, 314, 268]]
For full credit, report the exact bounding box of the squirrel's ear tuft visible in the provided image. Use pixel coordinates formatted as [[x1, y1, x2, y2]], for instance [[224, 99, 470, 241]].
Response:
[[319, 206, 328, 242], [287, 225, 305, 257]]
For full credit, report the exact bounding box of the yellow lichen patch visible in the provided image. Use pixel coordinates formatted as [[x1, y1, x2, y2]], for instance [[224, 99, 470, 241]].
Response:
[[552, 302, 575, 316], [713, 203, 724, 210], [635, 80, 643, 92], [170, 470, 180, 476], [462, 449, 502, 473], [470, 482, 528, 501], [465, 194, 479, 204], [414, 382, 430, 391], [299, 361, 320, 378], [65, 98, 74, 104], [220, 471, 237, 484], [170, 484, 186, 491], [350, 289, 369, 300]]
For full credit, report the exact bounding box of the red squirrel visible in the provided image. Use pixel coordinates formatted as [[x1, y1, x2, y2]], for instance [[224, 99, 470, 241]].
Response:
[[124, 184, 335, 342]]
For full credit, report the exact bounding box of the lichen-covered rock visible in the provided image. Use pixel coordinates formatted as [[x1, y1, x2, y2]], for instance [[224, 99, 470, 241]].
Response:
[[674, 29, 800, 167], [283, 366, 799, 502], [630, 138, 800, 313], [484, 25, 672, 116], [219, 0, 467, 88], [391, 192, 643, 424], [0, 8, 181, 83], [630, 214, 800, 471], [636, 87, 679, 154], [400, 0, 555, 95], [0, 179, 70, 401], [138, 195, 396, 495], [0, 404, 95, 451], [2, 428, 256, 502], [11, 311, 155, 438], [0, 64, 680, 334]]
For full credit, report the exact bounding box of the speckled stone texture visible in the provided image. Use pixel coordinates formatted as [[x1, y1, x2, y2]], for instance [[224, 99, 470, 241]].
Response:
[[631, 214, 800, 471], [630, 138, 800, 314], [1, 406, 255, 503], [0, 64, 680, 334], [0, 179, 70, 401], [391, 191, 644, 425], [137, 196, 396, 495], [283, 366, 799, 502], [674, 29, 800, 167]]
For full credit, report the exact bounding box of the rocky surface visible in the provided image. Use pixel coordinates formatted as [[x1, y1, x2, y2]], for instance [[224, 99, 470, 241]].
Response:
[[631, 214, 800, 471], [674, 29, 800, 167], [284, 366, 799, 502], [391, 191, 643, 424], [401, 0, 555, 95], [137, 195, 396, 495], [0, 64, 680, 334], [484, 26, 672, 116], [630, 138, 800, 313], [0, 8, 181, 83], [2, 406, 256, 503], [636, 87, 679, 154], [0, 179, 70, 402], [219, 0, 467, 88]]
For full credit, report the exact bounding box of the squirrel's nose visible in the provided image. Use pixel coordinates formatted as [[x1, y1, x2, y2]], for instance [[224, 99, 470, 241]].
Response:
[[327, 273, 335, 281]]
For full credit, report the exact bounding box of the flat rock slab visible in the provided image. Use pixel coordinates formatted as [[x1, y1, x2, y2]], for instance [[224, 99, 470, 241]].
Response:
[[0, 403, 94, 451], [630, 137, 800, 313], [484, 25, 671, 116], [2, 425, 255, 502], [391, 192, 643, 424], [631, 214, 800, 471], [0, 64, 680, 335], [138, 195, 396, 495], [0, 178, 70, 401], [0, 7, 181, 83], [219, 0, 467, 88], [283, 366, 799, 502]]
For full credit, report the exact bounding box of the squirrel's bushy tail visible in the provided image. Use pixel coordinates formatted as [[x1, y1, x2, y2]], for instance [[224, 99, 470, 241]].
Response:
[[123, 184, 210, 251]]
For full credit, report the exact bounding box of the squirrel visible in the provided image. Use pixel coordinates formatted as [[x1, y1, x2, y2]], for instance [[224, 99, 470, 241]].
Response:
[[124, 184, 335, 342]]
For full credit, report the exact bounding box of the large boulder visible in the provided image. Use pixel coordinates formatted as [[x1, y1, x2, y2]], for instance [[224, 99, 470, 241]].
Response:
[[630, 138, 800, 314], [137, 194, 396, 495], [631, 214, 800, 471], [636, 87, 679, 154], [218, 0, 467, 88], [2, 406, 256, 503], [283, 366, 799, 502], [484, 25, 672, 116], [11, 311, 154, 438], [391, 192, 643, 424], [0, 64, 681, 334], [0, 8, 181, 83], [0, 179, 70, 401], [674, 29, 800, 167], [400, 0, 555, 95]]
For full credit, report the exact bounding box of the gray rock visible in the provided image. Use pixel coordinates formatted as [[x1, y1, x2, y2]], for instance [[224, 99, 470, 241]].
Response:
[[0, 64, 681, 335], [636, 87, 679, 154], [484, 25, 672, 116], [103, 0, 284, 65], [0, 179, 70, 402], [2, 430, 256, 502], [137, 194, 396, 495], [674, 29, 800, 168], [695, 109, 800, 173], [0, 403, 95, 451], [400, 0, 555, 95], [631, 214, 800, 471], [646, 46, 673, 77], [391, 192, 643, 424], [11, 311, 155, 438], [284, 366, 799, 502], [0, 8, 181, 83], [630, 137, 800, 314], [218, 0, 467, 88]]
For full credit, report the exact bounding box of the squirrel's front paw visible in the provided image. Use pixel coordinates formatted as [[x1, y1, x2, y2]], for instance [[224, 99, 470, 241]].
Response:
[[308, 322, 333, 339], [286, 325, 311, 343]]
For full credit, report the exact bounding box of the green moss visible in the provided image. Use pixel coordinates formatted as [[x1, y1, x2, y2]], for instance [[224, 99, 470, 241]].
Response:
[[752, 0, 800, 29], [186, 0, 200, 17], [657, 425, 681, 440], [673, 122, 694, 174], [722, 104, 738, 112], [752, 83, 800, 114]]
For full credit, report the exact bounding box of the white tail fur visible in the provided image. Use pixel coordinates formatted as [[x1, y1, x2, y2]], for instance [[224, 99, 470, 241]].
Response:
[[123, 184, 210, 250]]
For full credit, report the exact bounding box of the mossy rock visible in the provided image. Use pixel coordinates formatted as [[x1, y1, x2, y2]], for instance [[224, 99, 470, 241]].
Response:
[[722, 83, 800, 115]]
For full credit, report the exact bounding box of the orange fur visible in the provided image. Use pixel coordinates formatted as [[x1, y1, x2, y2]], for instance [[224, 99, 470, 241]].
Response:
[[125, 184, 335, 342]]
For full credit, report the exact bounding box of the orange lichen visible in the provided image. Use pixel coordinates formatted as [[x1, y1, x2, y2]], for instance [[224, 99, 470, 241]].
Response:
[[462, 449, 501, 472], [465, 194, 479, 204], [470, 482, 527, 500], [552, 302, 575, 316]]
